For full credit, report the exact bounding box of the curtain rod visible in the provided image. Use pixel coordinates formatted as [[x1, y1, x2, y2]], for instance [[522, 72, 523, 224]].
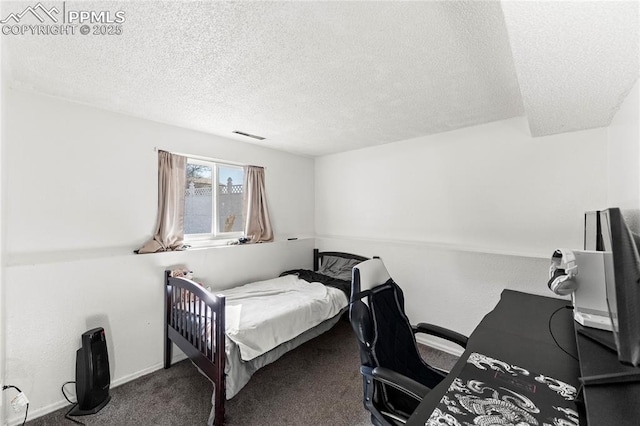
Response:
[[153, 147, 264, 169]]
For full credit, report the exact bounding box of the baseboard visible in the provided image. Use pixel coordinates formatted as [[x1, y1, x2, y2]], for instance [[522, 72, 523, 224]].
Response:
[[6, 396, 69, 426], [5, 355, 188, 426], [170, 352, 188, 365], [415, 334, 465, 357]]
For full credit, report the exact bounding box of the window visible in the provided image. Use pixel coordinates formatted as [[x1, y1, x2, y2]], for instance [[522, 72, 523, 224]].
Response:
[[184, 158, 244, 240]]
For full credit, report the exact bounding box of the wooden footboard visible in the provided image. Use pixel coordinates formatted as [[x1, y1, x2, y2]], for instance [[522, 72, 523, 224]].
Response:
[[164, 270, 226, 425]]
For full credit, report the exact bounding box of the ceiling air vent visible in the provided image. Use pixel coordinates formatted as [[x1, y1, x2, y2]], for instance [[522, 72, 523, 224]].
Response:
[[233, 130, 265, 141]]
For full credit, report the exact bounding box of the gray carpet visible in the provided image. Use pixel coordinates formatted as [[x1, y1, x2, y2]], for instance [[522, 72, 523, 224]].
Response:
[[27, 320, 458, 426]]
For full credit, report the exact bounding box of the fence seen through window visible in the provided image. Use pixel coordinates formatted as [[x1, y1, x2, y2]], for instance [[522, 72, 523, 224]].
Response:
[[184, 160, 244, 237]]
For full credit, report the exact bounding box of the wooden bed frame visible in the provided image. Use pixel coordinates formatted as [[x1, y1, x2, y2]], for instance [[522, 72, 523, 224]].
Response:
[[163, 248, 368, 425]]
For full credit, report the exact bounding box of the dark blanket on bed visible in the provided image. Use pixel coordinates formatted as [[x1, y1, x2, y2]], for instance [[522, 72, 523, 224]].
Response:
[[279, 269, 351, 296]]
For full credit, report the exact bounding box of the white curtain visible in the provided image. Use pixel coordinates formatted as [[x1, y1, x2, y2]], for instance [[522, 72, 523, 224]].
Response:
[[138, 151, 187, 253], [243, 166, 274, 243]]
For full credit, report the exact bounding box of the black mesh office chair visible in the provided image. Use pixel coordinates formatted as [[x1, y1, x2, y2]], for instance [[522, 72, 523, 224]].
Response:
[[349, 258, 468, 426]]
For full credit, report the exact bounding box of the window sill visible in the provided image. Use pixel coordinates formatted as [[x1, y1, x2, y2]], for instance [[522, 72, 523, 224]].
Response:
[[183, 236, 314, 251], [184, 238, 243, 250]]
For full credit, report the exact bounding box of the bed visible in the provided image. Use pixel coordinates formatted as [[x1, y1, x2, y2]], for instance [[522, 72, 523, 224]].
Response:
[[163, 249, 368, 426]]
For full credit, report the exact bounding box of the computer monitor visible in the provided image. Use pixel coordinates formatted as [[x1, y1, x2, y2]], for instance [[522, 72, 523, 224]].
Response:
[[600, 208, 640, 368]]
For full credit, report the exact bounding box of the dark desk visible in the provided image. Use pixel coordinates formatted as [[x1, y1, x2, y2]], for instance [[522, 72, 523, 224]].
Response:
[[407, 289, 582, 426], [575, 324, 640, 425]]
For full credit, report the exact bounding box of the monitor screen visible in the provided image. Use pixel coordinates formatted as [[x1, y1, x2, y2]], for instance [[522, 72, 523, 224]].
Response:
[[601, 208, 640, 367]]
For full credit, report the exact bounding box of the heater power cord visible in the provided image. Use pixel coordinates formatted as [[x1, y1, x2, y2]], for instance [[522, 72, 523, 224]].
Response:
[[61, 381, 86, 426], [2, 384, 29, 426]]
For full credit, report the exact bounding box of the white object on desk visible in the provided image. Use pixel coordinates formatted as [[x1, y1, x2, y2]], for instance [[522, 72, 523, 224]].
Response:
[[571, 250, 612, 331]]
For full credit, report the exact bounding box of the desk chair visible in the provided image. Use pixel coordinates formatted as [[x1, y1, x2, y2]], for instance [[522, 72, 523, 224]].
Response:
[[349, 258, 468, 426]]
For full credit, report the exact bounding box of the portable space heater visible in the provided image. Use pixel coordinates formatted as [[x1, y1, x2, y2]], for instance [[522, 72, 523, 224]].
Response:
[[69, 327, 111, 416]]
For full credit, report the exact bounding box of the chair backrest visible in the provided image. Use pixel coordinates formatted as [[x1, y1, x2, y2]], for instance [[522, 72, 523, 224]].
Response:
[[352, 257, 392, 294], [350, 258, 443, 386], [350, 258, 388, 366]]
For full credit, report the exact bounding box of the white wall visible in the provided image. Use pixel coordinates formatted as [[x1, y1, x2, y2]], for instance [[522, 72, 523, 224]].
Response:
[[2, 88, 316, 424], [315, 117, 609, 352], [607, 79, 639, 209], [4, 92, 314, 255], [0, 38, 7, 426]]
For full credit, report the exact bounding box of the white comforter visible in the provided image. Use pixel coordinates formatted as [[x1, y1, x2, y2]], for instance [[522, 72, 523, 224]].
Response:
[[221, 274, 347, 361]]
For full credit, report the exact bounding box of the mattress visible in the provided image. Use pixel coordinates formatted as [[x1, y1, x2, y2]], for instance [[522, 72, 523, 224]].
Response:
[[222, 274, 348, 361]]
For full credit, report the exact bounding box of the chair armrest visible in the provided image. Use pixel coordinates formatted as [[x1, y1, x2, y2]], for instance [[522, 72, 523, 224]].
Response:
[[361, 366, 430, 401], [413, 323, 468, 348]]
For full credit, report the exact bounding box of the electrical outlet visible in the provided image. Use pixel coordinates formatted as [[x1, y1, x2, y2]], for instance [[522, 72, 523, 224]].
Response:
[[10, 392, 28, 412]]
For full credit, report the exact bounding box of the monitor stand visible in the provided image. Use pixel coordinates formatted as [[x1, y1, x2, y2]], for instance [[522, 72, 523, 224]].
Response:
[[577, 328, 640, 385], [573, 310, 612, 331]]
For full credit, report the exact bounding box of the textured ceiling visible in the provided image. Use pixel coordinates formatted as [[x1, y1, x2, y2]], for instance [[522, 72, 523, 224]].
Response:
[[2, 1, 638, 156], [502, 0, 639, 137]]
